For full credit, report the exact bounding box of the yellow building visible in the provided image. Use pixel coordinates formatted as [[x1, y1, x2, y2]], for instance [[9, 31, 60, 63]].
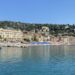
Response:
[[0, 28, 23, 42]]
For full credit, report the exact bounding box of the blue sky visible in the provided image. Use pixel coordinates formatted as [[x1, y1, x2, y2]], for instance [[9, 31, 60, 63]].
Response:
[[0, 0, 75, 24]]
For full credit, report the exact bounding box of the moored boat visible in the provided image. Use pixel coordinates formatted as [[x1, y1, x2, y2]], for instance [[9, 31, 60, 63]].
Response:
[[31, 42, 50, 46]]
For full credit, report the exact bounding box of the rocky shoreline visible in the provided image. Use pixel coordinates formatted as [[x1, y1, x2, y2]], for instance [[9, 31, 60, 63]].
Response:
[[0, 42, 30, 48], [0, 41, 74, 48]]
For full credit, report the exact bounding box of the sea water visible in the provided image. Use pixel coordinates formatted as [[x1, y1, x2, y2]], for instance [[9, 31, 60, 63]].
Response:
[[0, 45, 75, 75]]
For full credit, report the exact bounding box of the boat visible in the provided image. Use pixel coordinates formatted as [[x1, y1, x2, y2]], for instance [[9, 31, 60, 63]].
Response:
[[31, 42, 50, 46]]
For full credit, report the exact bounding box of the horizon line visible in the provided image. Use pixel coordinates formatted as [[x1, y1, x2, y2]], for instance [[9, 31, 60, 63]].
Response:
[[0, 20, 74, 25]]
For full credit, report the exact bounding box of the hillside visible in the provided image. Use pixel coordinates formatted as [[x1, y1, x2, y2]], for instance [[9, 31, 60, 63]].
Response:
[[0, 21, 75, 36]]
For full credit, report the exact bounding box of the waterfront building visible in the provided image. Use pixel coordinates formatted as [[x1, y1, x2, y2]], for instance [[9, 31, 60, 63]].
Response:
[[0, 28, 23, 42]]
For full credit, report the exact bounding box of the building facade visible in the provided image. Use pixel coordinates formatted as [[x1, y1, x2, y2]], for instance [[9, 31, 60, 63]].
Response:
[[0, 28, 23, 42]]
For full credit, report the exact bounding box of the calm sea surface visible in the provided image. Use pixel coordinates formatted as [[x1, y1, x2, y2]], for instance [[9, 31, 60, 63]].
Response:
[[0, 45, 75, 75]]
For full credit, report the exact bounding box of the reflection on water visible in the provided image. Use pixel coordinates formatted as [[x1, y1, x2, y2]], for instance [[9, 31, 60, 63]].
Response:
[[0, 47, 22, 61], [0, 46, 75, 75], [0, 46, 75, 62]]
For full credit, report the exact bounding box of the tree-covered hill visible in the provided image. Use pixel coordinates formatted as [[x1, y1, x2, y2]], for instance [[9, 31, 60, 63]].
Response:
[[0, 21, 75, 36]]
